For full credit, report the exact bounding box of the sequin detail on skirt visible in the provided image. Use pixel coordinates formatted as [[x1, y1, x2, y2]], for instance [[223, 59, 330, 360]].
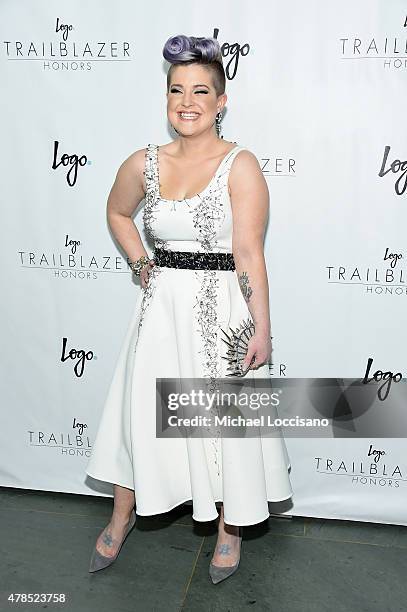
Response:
[[193, 269, 222, 477], [134, 265, 162, 352]]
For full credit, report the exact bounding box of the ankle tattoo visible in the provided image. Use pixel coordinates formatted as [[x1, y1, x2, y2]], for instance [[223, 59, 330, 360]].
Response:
[[102, 531, 113, 547]]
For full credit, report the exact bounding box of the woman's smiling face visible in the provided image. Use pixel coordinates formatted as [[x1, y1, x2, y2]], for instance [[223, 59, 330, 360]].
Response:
[[167, 63, 226, 136]]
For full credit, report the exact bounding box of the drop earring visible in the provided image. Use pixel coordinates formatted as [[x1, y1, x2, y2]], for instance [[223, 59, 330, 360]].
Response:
[[215, 110, 223, 137]]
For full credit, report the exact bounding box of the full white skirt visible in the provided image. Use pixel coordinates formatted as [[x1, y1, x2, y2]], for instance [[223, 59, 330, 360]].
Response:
[[85, 266, 293, 525]]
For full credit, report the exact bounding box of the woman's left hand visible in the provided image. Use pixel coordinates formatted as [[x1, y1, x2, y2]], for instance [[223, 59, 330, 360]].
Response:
[[140, 259, 155, 289], [241, 332, 272, 373]]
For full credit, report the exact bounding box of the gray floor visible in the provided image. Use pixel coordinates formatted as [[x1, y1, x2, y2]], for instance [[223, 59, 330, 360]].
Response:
[[1, 487, 406, 612]]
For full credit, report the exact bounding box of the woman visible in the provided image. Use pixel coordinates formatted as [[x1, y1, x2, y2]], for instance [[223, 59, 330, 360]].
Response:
[[85, 34, 293, 584]]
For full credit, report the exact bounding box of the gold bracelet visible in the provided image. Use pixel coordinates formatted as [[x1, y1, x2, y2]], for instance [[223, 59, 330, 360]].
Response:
[[129, 255, 151, 276]]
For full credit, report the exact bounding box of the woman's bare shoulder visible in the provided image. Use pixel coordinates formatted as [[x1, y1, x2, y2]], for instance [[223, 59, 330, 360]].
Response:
[[121, 146, 149, 173], [236, 145, 258, 160], [231, 146, 261, 173], [229, 147, 266, 198], [111, 146, 151, 194]]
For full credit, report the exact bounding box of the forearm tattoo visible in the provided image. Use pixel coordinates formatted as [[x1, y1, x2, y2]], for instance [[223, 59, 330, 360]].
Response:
[[238, 271, 253, 303]]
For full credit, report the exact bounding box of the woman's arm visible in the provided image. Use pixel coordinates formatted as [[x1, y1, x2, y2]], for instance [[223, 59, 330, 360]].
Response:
[[229, 150, 271, 372], [106, 148, 154, 288]]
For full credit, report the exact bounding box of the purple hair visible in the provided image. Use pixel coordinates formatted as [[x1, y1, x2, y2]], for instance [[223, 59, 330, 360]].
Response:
[[162, 35, 225, 95], [163, 34, 222, 64]]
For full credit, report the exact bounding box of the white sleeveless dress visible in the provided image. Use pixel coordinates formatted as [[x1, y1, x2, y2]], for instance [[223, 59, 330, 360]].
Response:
[[85, 143, 293, 526]]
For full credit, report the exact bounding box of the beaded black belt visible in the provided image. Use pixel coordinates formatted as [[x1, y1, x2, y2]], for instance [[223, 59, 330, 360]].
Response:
[[153, 248, 235, 270]]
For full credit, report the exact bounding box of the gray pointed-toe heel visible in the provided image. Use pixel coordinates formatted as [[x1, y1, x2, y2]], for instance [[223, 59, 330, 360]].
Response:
[[89, 509, 136, 573], [209, 526, 242, 585]]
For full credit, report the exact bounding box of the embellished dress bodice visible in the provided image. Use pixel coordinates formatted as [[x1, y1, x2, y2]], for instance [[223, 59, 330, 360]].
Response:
[[143, 143, 246, 253]]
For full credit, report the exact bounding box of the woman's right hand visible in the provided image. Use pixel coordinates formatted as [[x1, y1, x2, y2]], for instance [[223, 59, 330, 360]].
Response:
[[140, 259, 155, 289]]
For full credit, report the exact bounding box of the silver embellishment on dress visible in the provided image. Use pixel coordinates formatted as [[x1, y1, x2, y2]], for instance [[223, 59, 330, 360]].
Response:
[[191, 179, 226, 252], [134, 264, 162, 352], [142, 144, 170, 250], [190, 147, 239, 252], [194, 270, 221, 378], [134, 144, 166, 352], [190, 150, 242, 477], [193, 269, 222, 476]]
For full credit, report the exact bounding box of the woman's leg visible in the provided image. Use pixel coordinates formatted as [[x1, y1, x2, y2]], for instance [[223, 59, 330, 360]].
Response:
[[95, 484, 136, 557], [211, 503, 242, 567]]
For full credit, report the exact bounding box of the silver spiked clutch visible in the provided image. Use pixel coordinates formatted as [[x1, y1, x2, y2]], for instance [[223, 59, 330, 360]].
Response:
[[220, 317, 257, 377]]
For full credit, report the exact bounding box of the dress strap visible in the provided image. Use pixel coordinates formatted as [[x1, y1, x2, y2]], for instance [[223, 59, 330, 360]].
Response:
[[225, 144, 247, 164], [215, 144, 248, 183], [144, 144, 159, 198]]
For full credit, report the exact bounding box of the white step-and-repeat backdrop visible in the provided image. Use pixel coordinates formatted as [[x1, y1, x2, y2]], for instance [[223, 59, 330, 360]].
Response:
[[1, 1, 406, 526]]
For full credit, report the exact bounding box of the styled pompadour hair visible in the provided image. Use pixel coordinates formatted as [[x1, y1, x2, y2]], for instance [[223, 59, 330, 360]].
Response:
[[163, 34, 226, 97]]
